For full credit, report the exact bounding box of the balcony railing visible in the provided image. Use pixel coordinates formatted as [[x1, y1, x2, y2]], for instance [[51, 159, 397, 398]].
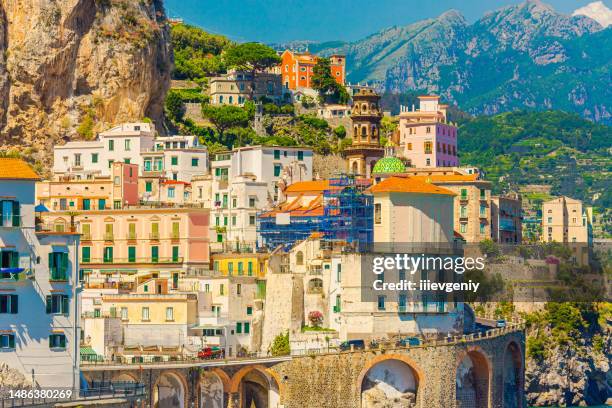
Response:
[[82, 257, 184, 264], [103, 233, 114, 241], [126, 233, 137, 240], [1, 214, 21, 227], [149, 232, 160, 240]]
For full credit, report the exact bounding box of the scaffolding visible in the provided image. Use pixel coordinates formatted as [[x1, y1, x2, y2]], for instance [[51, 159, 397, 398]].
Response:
[[257, 175, 373, 251]]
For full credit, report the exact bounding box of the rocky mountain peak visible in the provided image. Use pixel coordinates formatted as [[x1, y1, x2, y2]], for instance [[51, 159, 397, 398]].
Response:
[[573, 1, 612, 27], [436, 9, 467, 26]]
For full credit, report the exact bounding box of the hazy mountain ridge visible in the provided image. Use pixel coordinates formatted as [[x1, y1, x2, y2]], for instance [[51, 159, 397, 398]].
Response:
[[281, 1, 610, 123]]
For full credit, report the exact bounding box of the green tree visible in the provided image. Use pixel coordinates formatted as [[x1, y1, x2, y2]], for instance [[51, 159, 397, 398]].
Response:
[[201, 104, 250, 139], [268, 331, 290, 356], [311, 57, 349, 104], [165, 91, 185, 122], [333, 125, 346, 139]]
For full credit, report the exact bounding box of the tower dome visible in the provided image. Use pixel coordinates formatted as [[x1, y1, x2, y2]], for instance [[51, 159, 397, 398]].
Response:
[[372, 156, 405, 174]]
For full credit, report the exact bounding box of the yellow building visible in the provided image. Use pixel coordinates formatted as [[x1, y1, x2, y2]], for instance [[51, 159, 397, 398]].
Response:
[[211, 253, 268, 278]]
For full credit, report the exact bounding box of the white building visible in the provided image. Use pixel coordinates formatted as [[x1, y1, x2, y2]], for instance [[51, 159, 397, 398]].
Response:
[[53, 123, 209, 184], [209, 146, 313, 251], [0, 159, 80, 389]]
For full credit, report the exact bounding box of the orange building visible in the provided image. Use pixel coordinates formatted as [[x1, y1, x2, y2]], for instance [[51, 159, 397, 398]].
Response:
[[280, 50, 345, 90]]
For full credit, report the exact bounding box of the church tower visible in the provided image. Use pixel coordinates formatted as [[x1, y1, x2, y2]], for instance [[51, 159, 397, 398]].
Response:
[[345, 89, 384, 178]]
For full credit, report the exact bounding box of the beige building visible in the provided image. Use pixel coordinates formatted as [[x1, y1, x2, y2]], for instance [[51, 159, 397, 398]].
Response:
[[491, 193, 522, 244], [208, 70, 284, 106], [541, 196, 592, 264]]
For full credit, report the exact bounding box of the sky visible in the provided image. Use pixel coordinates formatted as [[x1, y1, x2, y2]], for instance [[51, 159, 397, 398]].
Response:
[[164, 0, 607, 43]]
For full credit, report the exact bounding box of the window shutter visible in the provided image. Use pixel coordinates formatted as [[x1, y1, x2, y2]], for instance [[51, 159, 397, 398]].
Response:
[[61, 253, 68, 278], [48, 335, 53, 348], [10, 295, 18, 314], [10, 251, 18, 268], [48, 253, 54, 276], [59, 335, 66, 348], [62, 296, 69, 315], [12, 201, 20, 226], [8, 334, 15, 348], [46, 295, 52, 314]]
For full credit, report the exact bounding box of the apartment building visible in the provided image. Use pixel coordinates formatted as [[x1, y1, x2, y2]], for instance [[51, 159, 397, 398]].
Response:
[[541, 196, 592, 264], [36, 162, 139, 211], [0, 159, 80, 389], [280, 50, 345, 90], [53, 123, 208, 183], [211, 252, 268, 279], [210, 146, 313, 250], [208, 70, 284, 105], [398, 96, 459, 168], [42, 207, 210, 286], [491, 193, 523, 244]]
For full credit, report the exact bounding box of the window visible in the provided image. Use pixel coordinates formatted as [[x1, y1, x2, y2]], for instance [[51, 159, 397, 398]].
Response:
[[145, 181, 152, 192], [480, 205, 486, 217], [247, 306, 253, 315], [407, 143, 412, 150], [374, 203, 382, 224], [460, 223, 467, 233], [219, 284, 225, 295], [192, 158, 199, 167], [81, 247, 91, 263], [166, 307, 174, 321], [74, 153, 81, 166], [426, 158, 431, 166], [248, 261, 253, 276], [103, 246, 113, 263], [222, 194, 228, 208], [108, 140, 114, 151], [228, 263, 233, 276], [249, 215, 256, 226], [91, 153, 98, 163], [171, 156, 178, 166], [128, 223, 137, 240], [142, 307, 150, 321], [244, 322, 250, 334], [124, 158, 131, 164], [125, 139, 131, 151], [236, 322, 242, 334], [0, 334, 16, 349], [460, 205, 467, 218], [113, 200, 121, 209], [249, 197, 256, 208], [296, 251, 304, 265], [238, 262, 243, 275], [274, 150, 280, 160], [128, 246, 136, 263], [120, 307, 128, 320], [237, 283, 242, 295], [232, 216, 236, 226], [399, 294, 407, 311], [336, 264, 342, 282], [168, 187, 175, 198], [480, 189, 486, 199], [426, 126, 431, 134], [424, 141, 432, 154], [49, 334, 66, 349], [480, 222, 486, 234], [98, 199, 106, 210], [46, 294, 69, 315], [460, 189, 468, 199], [49, 252, 69, 281], [82, 198, 91, 211], [0, 295, 18, 314], [297, 151, 304, 161], [151, 222, 159, 239], [377, 295, 385, 310], [274, 164, 282, 177], [172, 246, 179, 262], [151, 246, 159, 263], [334, 295, 341, 313]]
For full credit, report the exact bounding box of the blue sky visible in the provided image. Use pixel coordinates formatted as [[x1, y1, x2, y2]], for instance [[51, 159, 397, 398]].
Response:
[[164, 0, 606, 42]]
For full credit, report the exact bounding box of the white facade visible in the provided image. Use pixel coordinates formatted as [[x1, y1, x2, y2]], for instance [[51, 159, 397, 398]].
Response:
[[210, 146, 313, 250], [0, 175, 80, 389], [53, 123, 209, 183]]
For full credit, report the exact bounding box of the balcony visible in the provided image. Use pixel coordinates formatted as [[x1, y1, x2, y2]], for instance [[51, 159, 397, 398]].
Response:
[[81, 257, 184, 265], [1, 214, 21, 228], [103, 233, 114, 242], [171, 232, 180, 241], [82, 233, 92, 241], [149, 232, 160, 241], [50, 267, 69, 282]]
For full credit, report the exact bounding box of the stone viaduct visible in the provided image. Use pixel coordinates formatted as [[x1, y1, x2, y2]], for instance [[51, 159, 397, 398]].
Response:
[[81, 327, 525, 408]]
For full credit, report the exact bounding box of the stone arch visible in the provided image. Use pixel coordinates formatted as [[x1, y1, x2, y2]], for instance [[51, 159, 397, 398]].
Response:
[[357, 354, 423, 408], [503, 341, 523, 408], [112, 372, 140, 383], [456, 347, 491, 408], [153, 370, 188, 408], [229, 365, 282, 408], [200, 370, 227, 408]]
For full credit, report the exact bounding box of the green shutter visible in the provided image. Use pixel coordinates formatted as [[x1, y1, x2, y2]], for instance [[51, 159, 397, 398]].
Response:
[[244, 322, 250, 334], [172, 246, 179, 262], [8, 335, 15, 348], [151, 246, 159, 262], [236, 322, 242, 334], [10, 251, 18, 268], [46, 296, 52, 313], [59, 335, 66, 348], [48, 336, 53, 348], [12, 201, 20, 226], [61, 253, 68, 279], [82, 247, 90, 263], [48, 253, 54, 277], [62, 296, 69, 315], [128, 247, 136, 262], [10, 295, 18, 314]]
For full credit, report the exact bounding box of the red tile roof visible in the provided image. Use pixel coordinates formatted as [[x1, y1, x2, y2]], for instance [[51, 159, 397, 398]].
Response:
[[370, 177, 456, 195], [0, 158, 40, 180]]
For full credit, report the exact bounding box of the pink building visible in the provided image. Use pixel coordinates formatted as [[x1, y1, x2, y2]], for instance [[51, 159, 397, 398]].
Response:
[[398, 96, 458, 168], [37, 162, 139, 211]]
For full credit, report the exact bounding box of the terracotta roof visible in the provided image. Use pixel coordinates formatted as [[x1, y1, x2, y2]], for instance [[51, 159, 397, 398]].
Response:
[[285, 180, 333, 193], [260, 193, 325, 218], [0, 158, 40, 180], [369, 177, 456, 196]]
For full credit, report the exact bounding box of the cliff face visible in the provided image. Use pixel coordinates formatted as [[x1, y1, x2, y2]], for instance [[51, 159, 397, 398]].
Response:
[[0, 0, 171, 163]]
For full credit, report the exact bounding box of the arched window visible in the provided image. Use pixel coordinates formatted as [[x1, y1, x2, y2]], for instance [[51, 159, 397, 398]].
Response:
[[296, 251, 304, 265], [354, 126, 358, 139], [352, 161, 359, 174], [361, 126, 367, 137]]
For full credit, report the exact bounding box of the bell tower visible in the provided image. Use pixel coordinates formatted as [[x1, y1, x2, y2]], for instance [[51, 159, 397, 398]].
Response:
[[345, 89, 384, 178]]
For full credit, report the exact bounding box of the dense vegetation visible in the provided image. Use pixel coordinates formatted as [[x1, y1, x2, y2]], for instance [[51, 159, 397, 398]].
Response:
[[459, 110, 612, 212]]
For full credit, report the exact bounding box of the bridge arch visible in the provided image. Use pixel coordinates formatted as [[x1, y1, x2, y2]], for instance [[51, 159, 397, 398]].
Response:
[[200, 369, 230, 408], [456, 346, 491, 408], [153, 370, 188, 408], [112, 372, 140, 383], [229, 365, 281, 408], [357, 354, 423, 407], [503, 340, 523, 408]]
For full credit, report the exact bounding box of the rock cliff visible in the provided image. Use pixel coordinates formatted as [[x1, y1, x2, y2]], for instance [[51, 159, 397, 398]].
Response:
[[0, 0, 171, 164]]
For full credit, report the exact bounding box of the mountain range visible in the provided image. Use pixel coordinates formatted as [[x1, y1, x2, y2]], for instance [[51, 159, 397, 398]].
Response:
[[277, 1, 612, 123]]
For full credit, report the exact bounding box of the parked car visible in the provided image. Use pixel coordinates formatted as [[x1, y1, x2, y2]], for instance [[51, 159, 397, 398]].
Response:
[[496, 319, 507, 328], [197, 347, 224, 360], [339, 339, 365, 351], [397, 336, 421, 347]]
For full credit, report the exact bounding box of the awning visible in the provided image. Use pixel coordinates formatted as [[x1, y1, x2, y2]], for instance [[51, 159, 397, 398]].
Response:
[[51, 245, 69, 253], [190, 324, 226, 330], [80, 346, 97, 356]]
